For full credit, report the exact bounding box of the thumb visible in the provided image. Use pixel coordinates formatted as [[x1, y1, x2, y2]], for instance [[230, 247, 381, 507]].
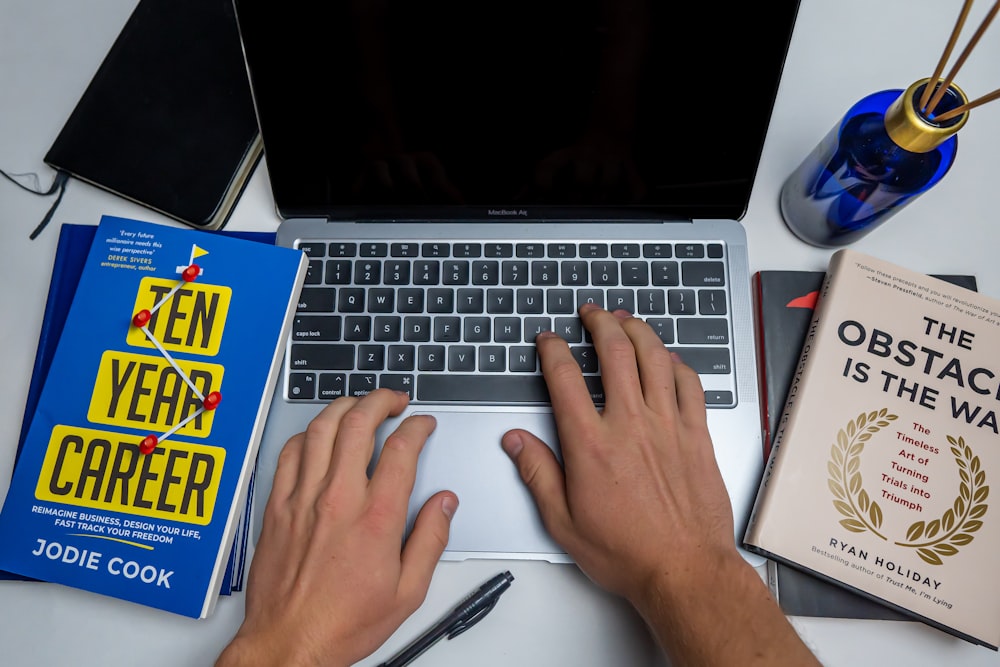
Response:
[[399, 491, 456, 603], [502, 430, 571, 539]]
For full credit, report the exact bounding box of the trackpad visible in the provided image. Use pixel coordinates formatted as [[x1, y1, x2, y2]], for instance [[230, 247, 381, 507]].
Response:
[[373, 409, 568, 561]]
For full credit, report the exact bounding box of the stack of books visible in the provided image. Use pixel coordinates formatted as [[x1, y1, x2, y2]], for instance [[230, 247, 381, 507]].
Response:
[[0, 217, 306, 618]]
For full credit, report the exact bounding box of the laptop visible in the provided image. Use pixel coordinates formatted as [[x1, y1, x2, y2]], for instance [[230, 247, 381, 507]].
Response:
[[232, 0, 801, 564]]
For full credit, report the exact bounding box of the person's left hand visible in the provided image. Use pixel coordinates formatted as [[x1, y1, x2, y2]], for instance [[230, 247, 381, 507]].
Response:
[[216, 389, 458, 667]]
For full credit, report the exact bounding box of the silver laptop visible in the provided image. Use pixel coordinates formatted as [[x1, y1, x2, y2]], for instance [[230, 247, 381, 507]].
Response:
[[232, 0, 801, 564]]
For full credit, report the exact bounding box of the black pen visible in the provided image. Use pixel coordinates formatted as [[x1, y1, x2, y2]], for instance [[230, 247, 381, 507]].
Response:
[[377, 571, 515, 667]]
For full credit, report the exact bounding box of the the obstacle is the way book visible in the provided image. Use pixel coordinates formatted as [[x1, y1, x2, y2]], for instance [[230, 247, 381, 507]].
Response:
[[0, 215, 307, 618], [744, 248, 1000, 649]]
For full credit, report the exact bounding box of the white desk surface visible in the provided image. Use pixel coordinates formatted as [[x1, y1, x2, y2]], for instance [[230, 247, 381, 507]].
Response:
[[2, 0, 999, 665]]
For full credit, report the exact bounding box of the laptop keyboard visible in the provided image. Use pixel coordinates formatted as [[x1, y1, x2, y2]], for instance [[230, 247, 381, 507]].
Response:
[[284, 239, 737, 408]]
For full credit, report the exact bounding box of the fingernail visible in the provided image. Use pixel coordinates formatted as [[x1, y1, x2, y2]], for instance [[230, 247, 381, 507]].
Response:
[[442, 495, 458, 520], [612, 309, 632, 319], [670, 352, 683, 364], [501, 432, 524, 459]]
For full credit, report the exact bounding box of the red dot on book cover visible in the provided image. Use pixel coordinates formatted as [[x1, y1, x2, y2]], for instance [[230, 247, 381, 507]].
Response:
[[140, 435, 158, 455], [203, 391, 222, 410], [182, 264, 200, 282], [132, 309, 151, 327]]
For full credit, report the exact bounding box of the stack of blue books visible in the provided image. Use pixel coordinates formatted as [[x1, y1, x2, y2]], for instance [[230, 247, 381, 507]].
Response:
[[0, 222, 276, 595]]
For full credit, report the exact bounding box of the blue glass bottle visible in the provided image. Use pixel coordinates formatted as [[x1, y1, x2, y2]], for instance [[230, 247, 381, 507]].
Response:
[[780, 78, 969, 247]]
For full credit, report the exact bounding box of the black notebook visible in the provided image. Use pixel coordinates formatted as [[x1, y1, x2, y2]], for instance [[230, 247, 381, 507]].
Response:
[[44, 0, 261, 230]]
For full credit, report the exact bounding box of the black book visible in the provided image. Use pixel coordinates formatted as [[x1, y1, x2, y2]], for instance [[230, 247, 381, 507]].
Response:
[[44, 0, 261, 230], [752, 269, 978, 620]]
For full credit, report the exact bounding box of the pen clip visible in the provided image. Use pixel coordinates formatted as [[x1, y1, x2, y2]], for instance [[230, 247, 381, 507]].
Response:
[[445, 595, 500, 640]]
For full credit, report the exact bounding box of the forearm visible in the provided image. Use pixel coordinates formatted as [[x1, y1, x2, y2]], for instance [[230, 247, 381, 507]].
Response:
[[629, 550, 821, 667]]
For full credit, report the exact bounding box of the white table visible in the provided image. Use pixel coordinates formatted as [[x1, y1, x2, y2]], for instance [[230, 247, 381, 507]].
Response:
[[2, 0, 999, 664]]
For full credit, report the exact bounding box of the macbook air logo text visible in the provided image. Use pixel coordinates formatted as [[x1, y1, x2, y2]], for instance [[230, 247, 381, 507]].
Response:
[[488, 209, 528, 217]]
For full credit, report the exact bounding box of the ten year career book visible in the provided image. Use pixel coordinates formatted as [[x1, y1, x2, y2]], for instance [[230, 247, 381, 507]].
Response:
[[743, 248, 1000, 650], [0, 215, 307, 618]]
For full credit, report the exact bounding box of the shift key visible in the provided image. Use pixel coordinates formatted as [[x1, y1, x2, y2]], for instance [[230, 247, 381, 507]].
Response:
[[290, 343, 354, 370], [668, 347, 731, 374]]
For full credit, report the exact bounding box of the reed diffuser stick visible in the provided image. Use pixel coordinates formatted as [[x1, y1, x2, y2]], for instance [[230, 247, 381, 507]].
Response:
[[925, 0, 1000, 115], [935, 86, 1000, 121], [919, 0, 976, 112]]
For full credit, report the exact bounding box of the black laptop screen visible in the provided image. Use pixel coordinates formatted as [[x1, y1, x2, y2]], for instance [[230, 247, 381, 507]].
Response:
[[233, 0, 800, 221]]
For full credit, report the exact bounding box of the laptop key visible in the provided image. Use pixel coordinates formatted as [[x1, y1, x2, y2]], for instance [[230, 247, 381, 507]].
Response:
[[681, 261, 726, 286], [418, 374, 605, 404], [349, 373, 378, 396], [705, 390, 734, 405], [298, 242, 327, 257], [318, 373, 347, 400], [379, 373, 415, 397], [287, 372, 316, 399], [677, 318, 730, 344], [290, 343, 354, 370], [293, 315, 341, 341], [297, 287, 336, 312], [668, 347, 731, 374]]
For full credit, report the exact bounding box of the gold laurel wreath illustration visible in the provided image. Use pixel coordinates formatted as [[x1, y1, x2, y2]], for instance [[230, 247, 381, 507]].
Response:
[[828, 409, 897, 541], [828, 412, 989, 566], [894, 435, 989, 565]]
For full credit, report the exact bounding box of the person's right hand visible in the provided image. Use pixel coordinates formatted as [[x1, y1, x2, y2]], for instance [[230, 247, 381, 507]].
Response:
[[501, 304, 738, 602], [502, 305, 821, 667]]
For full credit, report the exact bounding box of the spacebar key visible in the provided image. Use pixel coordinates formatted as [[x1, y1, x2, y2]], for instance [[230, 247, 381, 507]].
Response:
[[418, 375, 552, 403]]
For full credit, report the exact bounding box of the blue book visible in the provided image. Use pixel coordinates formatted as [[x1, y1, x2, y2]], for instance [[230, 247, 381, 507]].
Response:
[[2, 223, 276, 591], [0, 216, 305, 617]]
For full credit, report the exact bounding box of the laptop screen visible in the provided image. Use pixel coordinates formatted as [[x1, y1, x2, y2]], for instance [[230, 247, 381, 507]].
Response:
[[233, 0, 800, 222]]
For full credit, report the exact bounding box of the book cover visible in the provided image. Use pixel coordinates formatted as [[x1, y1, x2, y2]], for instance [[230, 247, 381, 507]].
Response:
[[745, 249, 1000, 650], [755, 270, 976, 621], [0, 216, 306, 617], [744, 249, 1000, 649], [43, 0, 261, 230], [2, 223, 275, 588]]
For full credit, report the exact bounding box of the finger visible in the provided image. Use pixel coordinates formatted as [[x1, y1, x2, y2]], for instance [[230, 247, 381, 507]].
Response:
[[535, 331, 600, 439], [399, 491, 457, 607], [295, 396, 360, 492], [620, 315, 678, 416], [269, 431, 306, 505], [670, 352, 710, 431], [327, 389, 411, 488], [368, 413, 438, 519], [577, 305, 644, 414], [253, 433, 309, 594], [501, 429, 573, 547]]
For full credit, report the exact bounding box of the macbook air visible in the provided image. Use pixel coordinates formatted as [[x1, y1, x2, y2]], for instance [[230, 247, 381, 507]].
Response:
[[232, 0, 801, 563]]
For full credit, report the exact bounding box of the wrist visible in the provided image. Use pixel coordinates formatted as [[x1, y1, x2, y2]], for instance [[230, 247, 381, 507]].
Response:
[[215, 631, 348, 667], [627, 546, 759, 627], [624, 548, 819, 666]]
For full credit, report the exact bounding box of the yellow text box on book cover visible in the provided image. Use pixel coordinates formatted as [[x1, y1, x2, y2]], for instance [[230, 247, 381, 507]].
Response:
[[35, 425, 224, 525], [126, 277, 231, 356], [88, 350, 224, 437]]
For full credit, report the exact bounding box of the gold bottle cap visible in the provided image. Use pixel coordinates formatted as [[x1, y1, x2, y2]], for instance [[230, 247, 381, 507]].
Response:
[[884, 78, 969, 153]]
